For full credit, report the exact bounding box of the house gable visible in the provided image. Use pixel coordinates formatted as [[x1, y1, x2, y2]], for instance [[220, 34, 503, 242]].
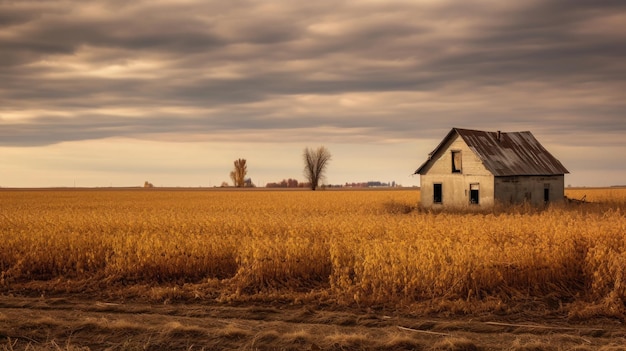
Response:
[[418, 133, 491, 177], [418, 133, 494, 207]]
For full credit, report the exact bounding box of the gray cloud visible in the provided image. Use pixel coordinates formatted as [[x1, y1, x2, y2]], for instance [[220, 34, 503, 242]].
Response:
[[1, 0, 625, 149]]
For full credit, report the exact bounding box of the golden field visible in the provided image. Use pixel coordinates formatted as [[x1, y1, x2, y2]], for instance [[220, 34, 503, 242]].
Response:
[[1, 188, 625, 316]]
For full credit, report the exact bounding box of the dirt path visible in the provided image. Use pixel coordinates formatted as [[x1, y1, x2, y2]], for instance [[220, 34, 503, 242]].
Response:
[[1, 295, 624, 350]]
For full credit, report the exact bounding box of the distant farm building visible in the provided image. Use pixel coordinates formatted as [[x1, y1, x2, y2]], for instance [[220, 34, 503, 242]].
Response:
[[414, 128, 569, 208]]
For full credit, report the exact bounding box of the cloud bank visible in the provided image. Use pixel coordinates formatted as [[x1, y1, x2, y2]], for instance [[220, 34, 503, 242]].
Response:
[[1, 0, 624, 186]]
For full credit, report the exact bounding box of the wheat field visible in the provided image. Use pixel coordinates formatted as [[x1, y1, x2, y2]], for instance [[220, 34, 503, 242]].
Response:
[[1, 188, 625, 316]]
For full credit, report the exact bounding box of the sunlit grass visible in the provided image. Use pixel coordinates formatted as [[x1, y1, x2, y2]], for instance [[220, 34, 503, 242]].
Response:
[[0, 188, 625, 314]]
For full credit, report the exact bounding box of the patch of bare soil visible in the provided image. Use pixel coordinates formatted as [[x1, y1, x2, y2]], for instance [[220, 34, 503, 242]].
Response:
[[1, 292, 625, 351]]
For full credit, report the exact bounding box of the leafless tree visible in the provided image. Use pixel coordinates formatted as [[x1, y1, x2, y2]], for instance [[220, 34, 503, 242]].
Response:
[[303, 146, 331, 190], [230, 158, 247, 187]]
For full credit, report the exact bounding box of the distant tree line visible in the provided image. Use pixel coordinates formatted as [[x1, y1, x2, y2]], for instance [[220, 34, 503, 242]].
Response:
[[265, 178, 311, 188], [265, 180, 398, 189], [345, 181, 397, 188]]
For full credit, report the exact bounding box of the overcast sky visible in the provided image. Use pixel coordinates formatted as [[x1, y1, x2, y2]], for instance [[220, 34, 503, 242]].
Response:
[[1, 0, 625, 187]]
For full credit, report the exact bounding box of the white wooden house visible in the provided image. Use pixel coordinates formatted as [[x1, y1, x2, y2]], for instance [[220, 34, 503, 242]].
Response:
[[414, 128, 569, 208]]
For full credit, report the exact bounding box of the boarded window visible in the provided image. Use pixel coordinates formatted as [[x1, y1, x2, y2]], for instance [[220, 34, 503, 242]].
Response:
[[470, 183, 479, 204], [452, 151, 462, 173], [433, 183, 442, 204]]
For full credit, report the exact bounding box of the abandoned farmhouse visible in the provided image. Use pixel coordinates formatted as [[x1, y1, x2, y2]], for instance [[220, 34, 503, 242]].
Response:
[[414, 128, 569, 208]]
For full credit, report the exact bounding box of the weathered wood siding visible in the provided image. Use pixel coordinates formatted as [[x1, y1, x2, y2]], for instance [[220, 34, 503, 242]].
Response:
[[494, 175, 565, 206], [420, 134, 494, 208]]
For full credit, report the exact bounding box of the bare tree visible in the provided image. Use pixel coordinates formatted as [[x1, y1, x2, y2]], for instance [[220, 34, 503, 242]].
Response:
[[230, 158, 247, 187], [303, 146, 331, 190]]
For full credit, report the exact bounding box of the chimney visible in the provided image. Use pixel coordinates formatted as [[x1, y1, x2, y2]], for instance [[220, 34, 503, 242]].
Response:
[[497, 130, 501, 141]]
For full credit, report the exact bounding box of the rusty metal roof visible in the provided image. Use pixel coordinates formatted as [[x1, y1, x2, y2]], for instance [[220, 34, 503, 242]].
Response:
[[415, 128, 569, 176]]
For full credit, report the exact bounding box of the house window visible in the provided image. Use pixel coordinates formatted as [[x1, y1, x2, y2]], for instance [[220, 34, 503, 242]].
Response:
[[470, 183, 479, 204], [433, 183, 442, 204], [544, 184, 550, 203], [451, 151, 462, 173]]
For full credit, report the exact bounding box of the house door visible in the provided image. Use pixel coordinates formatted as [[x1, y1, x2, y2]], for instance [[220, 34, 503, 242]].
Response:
[[470, 183, 479, 204], [544, 184, 550, 203]]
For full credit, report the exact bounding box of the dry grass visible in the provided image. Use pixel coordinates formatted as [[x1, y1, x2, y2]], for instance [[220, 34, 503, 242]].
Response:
[[431, 337, 479, 351], [0, 188, 625, 317], [1, 342, 90, 351]]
